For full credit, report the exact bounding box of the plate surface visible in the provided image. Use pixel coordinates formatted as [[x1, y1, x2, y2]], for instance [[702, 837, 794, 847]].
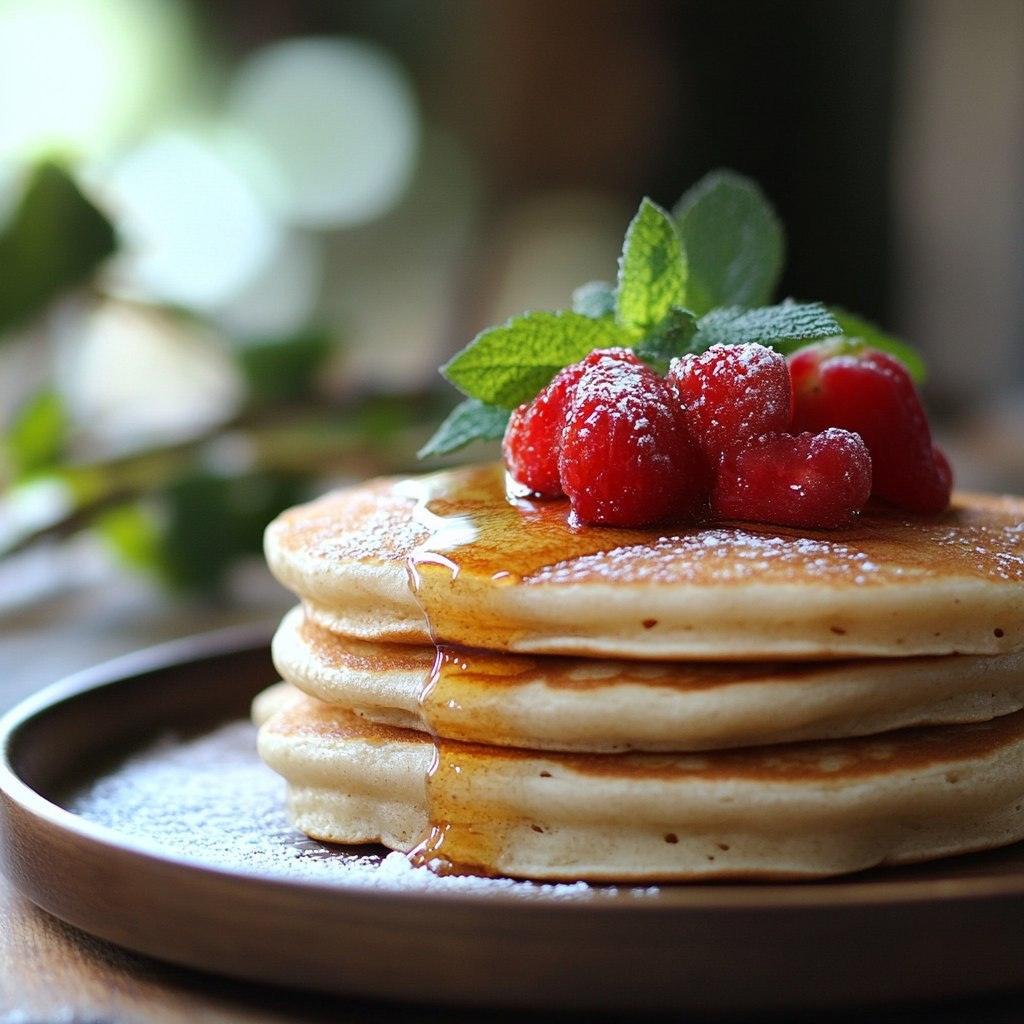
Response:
[[2, 624, 1024, 1013]]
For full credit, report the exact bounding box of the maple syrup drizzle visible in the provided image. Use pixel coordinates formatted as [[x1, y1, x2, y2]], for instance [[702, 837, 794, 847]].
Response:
[[401, 463, 658, 648], [402, 466, 568, 875], [402, 473, 485, 874], [406, 737, 513, 878]]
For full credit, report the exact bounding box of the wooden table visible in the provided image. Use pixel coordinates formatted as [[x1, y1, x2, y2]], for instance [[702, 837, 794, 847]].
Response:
[[3, 549, 1024, 1023]]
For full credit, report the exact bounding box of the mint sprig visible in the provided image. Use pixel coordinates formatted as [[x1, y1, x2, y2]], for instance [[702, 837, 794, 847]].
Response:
[[633, 307, 699, 370], [693, 300, 839, 351], [420, 169, 914, 458], [441, 310, 635, 410], [615, 198, 687, 333], [571, 280, 615, 319], [417, 398, 510, 459], [673, 169, 784, 315]]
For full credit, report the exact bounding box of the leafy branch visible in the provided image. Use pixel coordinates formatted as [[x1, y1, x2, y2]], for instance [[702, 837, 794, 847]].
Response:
[[0, 162, 437, 592]]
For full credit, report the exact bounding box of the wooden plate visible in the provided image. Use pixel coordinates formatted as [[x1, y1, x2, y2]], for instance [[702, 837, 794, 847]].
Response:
[[2, 624, 1024, 1013]]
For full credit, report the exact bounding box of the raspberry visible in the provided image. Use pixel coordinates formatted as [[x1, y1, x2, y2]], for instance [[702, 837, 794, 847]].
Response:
[[559, 358, 707, 526], [788, 341, 952, 515], [502, 347, 642, 497], [713, 428, 872, 528], [502, 403, 562, 498], [668, 342, 791, 460]]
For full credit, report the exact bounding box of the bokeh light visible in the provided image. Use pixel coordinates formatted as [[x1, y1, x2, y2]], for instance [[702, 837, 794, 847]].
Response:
[[0, 0, 197, 162], [227, 37, 420, 229], [214, 228, 325, 340], [99, 131, 282, 312], [57, 300, 244, 452]]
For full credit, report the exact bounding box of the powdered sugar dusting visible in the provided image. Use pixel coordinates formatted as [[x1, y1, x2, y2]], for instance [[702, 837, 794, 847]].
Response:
[[932, 519, 1024, 581], [65, 719, 614, 900], [529, 529, 894, 586]]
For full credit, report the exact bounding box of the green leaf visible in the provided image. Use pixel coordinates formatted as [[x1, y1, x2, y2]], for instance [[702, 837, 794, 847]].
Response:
[[154, 470, 303, 593], [442, 310, 633, 408], [237, 328, 335, 402], [95, 502, 165, 578], [673, 169, 784, 316], [693, 300, 840, 351], [616, 198, 687, 332], [572, 280, 616, 319], [829, 307, 926, 382], [418, 398, 509, 458], [633, 306, 698, 370], [5, 388, 68, 478], [0, 161, 117, 335]]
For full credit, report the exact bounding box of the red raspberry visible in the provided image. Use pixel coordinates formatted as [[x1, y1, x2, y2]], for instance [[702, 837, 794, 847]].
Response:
[[502, 347, 642, 497], [668, 342, 792, 460], [788, 341, 952, 515], [558, 358, 707, 526], [713, 428, 872, 528]]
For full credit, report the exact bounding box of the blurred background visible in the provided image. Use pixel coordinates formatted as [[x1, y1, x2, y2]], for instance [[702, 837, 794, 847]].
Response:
[[0, 0, 1022, 668]]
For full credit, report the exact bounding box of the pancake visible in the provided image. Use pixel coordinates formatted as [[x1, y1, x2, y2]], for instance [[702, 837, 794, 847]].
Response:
[[272, 605, 1024, 752], [255, 685, 1024, 882], [264, 463, 1024, 660], [260, 460, 1024, 880]]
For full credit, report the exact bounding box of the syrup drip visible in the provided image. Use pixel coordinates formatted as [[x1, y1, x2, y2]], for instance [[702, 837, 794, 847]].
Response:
[[417, 644, 540, 745], [402, 472, 494, 875], [406, 738, 513, 879], [410, 646, 573, 875], [401, 464, 650, 651], [401, 465, 585, 875]]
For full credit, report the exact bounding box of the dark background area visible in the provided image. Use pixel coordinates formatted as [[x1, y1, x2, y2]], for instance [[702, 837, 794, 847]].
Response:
[[192, 0, 1023, 426], [203, 0, 902, 327]]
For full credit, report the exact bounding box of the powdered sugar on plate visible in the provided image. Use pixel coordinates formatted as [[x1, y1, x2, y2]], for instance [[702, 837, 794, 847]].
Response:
[[65, 718, 641, 901]]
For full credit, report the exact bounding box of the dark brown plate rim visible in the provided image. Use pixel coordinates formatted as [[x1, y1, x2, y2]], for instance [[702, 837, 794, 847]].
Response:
[[2, 623, 1024, 1012]]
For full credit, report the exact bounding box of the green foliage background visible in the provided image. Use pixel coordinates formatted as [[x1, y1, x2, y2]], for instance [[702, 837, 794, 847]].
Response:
[[0, 162, 441, 594]]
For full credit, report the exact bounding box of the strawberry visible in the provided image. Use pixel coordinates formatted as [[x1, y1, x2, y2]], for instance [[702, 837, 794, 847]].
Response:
[[713, 428, 873, 529], [502, 347, 642, 497], [668, 342, 791, 461], [788, 341, 952, 515], [559, 357, 707, 526]]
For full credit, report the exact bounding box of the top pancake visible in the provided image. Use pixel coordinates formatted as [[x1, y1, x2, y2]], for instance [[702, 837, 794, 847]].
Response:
[[264, 463, 1024, 660]]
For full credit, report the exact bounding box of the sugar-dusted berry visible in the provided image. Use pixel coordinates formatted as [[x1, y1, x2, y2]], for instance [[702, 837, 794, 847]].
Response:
[[502, 347, 642, 498], [789, 341, 952, 515], [713, 428, 873, 529], [668, 342, 792, 460], [559, 357, 707, 527]]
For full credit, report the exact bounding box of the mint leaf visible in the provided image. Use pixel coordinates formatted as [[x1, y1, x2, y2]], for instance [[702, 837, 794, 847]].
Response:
[[673, 170, 784, 316], [634, 306, 698, 370], [418, 398, 509, 458], [829, 307, 926, 382], [616, 198, 687, 333], [572, 280, 616, 319], [693, 300, 840, 351], [442, 310, 633, 408]]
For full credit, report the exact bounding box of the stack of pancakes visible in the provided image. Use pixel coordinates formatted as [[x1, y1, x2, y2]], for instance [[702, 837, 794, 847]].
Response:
[[256, 462, 1024, 881]]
